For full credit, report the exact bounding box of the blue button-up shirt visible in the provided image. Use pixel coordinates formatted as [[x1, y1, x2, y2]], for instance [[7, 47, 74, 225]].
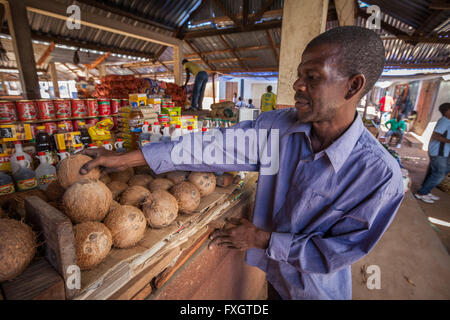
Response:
[[142, 108, 404, 300]]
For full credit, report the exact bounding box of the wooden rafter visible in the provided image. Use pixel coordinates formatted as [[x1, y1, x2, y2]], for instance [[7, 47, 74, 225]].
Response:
[[85, 52, 111, 70], [412, 10, 442, 37], [266, 30, 279, 63], [176, 0, 208, 38], [121, 56, 258, 69], [385, 63, 450, 69], [429, 0, 450, 10], [243, 0, 249, 26], [219, 35, 248, 71], [212, 0, 245, 31], [185, 41, 215, 71], [36, 41, 55, 67], [184, 44, 279, 58], [182, 20, 281, 38], [247, 0, 275, 25]]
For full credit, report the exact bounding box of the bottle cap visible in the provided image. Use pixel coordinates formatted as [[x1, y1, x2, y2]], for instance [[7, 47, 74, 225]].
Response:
[[187, 126, 193, 130], [38, 151, 46, 156], [37, 126, 46, 130], [154, 122, 160, 125], [202, 127, 207, 132], [59, 149, 66, 152], [103, 141, 110, 144], [88, 143, 95, 147], [16, 155, 25, 160], [176, 124, 181, 128], [117, 138, 123, 142], [14, 141, 22, 145], [144, 121, 149, 125], [164, 124, 169, 127]]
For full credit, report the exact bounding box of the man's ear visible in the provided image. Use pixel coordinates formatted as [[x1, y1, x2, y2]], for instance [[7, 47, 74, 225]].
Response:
[[345, 74, 366, 100]]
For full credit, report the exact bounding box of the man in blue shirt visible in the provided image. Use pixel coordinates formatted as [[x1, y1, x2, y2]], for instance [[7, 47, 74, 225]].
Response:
[[415, 103, 450, 203], [80, 26, 404, 300]]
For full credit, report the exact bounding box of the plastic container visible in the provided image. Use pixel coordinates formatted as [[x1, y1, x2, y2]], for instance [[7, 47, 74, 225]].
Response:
[[171, 124, 182, 140], [150, 122, 161, 143], [161, 124, 171, 142], [129, 106, 144, 150], [10, 141, 33, 174], [139, 121, 151, 148], [13, 155, 37, 191], [103, 141, 113, 150], [78, 121, 92, 148], [115, 139, 126, 152], [73, 146, 84, 154], [57, 149, 70, 161], [0, 171, 15, 195], [36, 151, 57, 191], [35, 126, 54, 153], [88, 143, 98, 149]]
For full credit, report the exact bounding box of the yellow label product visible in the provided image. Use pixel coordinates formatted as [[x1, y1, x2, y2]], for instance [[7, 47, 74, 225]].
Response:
[[17, 177, 37, 191], [0, 182, 15, 195], [129, 93, 147, 107]]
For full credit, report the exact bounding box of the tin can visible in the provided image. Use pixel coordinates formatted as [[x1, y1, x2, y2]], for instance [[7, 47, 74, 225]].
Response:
[[87, 99, 99, 117], [158, 114, 170, 124], [16, 100, 37, 121], [86, 118, 98, 127], [29, 123, 38, 138], [112, 116, 118, 130], [120, 99, 129, 107], [44, 121, 58, 135], [98, 99, 111, 116], [0, 100, 17, 123], [73, 119, 85, 131], [53, 99, 71, 119], [37, 99, 56, 120], [58, 120, 73, 132], [71, 99, 87, 118], [110, 99, 120, 114]]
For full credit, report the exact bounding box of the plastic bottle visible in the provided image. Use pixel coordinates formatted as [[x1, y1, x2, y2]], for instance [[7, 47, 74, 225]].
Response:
[[10, 141, 33, 174], [0, 171, 15, 195], [115, 139, 126, 152], [129, 105, 145, 150], [103, 140, 113, 151], [88, 143, 98, 149], [35, 126, 54, 154], [171, 124, 182, 140], [139, 121, 151, 147], [13, 155, 37, 191], [78, 121, 92, 148], [57, 149, 70, 161], [36, 151, 57, 191], [73, 146, 84, 154], [54, 123, 68, 151], [161, 124, 171, 142], [151, 122, 162, 142]]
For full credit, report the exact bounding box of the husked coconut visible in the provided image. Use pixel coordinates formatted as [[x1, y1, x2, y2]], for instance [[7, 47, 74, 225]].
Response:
[[166, 171, 188, 184], [134, 166, 154, 176], [119, 186, 150, 207], [109, 200, 120, 213], [62, 179, 112, 223], [107, 180, 128, 200], [99, 173, 111, 185], [169, 182, 201, 214], [148, 178, 174, 192], [57, 154, 100, 189], [44, 180, 64, 202], [104, 204, 146, 248], [142, 190, 178, 228], [188, 172, 216, 197], [73, 221, 112, 270], [110, 167, 134, 184], [128, 174, 153, 188], [0, 219, 36, 281]]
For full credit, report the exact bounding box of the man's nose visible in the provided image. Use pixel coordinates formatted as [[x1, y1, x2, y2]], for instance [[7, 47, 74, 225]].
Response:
[[293, 77, 306, 92]]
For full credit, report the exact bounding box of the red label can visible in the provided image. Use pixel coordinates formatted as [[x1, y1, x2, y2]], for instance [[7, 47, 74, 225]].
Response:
[[112, 116, 118, 130], [58, 120, 73, 132], [73, 119, 86, 131], [16, 100, 37, 121], [87, 99, 99, 117], [98, 99, 111, 116], [120, 99, 129, 107], [37, 99, 56, 120], [54, 99, 71, 119], [0, 100, 17, 123], [86, 118, 98, 127], [44, 122, 58, 135], [71, 99, 87, 118], [110, 99, 120, 114], [29, 123, 38, 138]]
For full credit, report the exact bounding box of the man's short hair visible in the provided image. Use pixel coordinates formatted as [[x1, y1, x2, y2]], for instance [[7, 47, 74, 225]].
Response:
[[267, 86, 272, 92], [249, 99, 253, 104], [182, 59, 188, 64], [305, 26, 385, 97], [438, 103, 450, 116]]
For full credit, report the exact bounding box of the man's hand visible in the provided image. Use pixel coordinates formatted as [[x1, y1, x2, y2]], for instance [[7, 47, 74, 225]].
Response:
[[208, 218, 271, 251], [79, 149, 147, 175]]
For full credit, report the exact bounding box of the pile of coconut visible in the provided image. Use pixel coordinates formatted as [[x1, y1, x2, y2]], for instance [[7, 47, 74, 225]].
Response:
[[53, 155, 217, 271]]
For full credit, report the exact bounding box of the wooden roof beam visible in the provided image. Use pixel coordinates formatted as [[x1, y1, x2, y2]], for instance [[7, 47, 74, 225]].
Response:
[[219, 35, 248, 71], [266, 30, 279, 64], [429, 1, 450, 10], [183, 20, 282, 38], [176, 0, 208, 38], [248, 0, 275, 25], [185, 41, 215, 71], [36, 41, 55, 67], [212, 0, 245, 31]]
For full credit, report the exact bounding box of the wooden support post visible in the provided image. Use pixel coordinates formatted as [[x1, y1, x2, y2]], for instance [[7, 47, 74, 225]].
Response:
[[173, 45, 184, 86], [212, 73, 216, 104], [276, 0, 328, 108], [334, 0, 356, 26], [3, 0, 40, 99], [36, 42, 55, 67], [98, 64, 107, 78], [49, 62, 60, 98]]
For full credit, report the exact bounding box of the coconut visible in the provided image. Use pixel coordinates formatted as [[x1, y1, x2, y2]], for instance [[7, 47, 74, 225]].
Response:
[[0, 207, 7, 219], [134, 166, 154, 176], [57, 154, 101, 189], [73, 221, 112, 270], [109, 200, 121, 213], [142, 190, 178, 228], [128, 174, 154, 188], [166, 171, 189, 184], [147, 178, 174, 192], [104, 204, 146, 248], [107, 180, 128, 200], [169, 181, 201, 214], [99, 173, 111, 185], [109, 167, 134, 184], [44, 180, 64, 202], [62, 179, 112, 224], [119, 186, 150, 207], [0, 219, 36, 281], [188, 172, 216, 197]]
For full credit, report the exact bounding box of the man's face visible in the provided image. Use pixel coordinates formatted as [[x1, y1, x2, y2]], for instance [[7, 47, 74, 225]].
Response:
[[292, 44, 350, 123]]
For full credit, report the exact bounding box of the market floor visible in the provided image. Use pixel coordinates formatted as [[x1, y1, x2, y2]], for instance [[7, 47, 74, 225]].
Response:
[[351, 142, 450, 299]]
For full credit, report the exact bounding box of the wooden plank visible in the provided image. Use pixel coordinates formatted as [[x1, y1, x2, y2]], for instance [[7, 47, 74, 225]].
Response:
[[1, 258, 65, 300], [185, 40, 214, 71], [213, 0, 245, 31], [49, 62, 60, 98], [248, 0, 275, 25], [24, 196, 77, 299], [131, 283, 152, 300], [36, 41, 55, 67]]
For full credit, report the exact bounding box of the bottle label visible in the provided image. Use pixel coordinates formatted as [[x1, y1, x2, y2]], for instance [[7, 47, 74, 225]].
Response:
[[0, 182, 15, 195], [38, 173, 57, 186], [17, 177, 38, 191], [140, 140, 151, 147]]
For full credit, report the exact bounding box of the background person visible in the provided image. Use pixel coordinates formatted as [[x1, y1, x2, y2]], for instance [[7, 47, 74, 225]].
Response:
[[248, 99, 255, 108], [384, 114, 406, 147], [415, 103, 450, 204], [235, 96, 247, 109], [260, 86, 277, 112], [182, 59, 208, 111], [379, 91, 395, 125]]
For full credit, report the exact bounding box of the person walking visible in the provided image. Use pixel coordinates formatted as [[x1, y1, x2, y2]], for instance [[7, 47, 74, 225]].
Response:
[[182, 59, 208, 111], [235, 97, 247, 109], [415, 103, 450, 203], [378, 91, 395, 125], [260, 86, 277, 112]]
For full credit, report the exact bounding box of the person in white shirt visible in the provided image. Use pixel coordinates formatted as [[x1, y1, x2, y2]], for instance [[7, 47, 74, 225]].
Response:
[[248, 99, 255, 108], [235, 97, 247, 108]]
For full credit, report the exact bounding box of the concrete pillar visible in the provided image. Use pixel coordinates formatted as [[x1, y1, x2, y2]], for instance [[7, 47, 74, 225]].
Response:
[[276, 0, 328, 108], [4, 0, 41, 99], [334, 0, 356, 26], [173, 45, 184, 86], [49, 62, 60, 98]]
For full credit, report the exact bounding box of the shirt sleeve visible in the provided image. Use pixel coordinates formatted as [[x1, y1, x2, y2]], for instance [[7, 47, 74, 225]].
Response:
[[399, 121, 406, 131], [433, 118, 447, 135], [265, 181, 404, 274]]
